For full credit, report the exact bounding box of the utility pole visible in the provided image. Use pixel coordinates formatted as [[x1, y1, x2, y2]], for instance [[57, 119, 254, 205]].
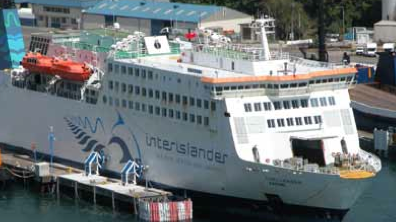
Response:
[[318, 0, 327, 62]]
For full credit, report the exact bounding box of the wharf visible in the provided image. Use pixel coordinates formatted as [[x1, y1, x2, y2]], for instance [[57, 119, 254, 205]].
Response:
[[0, 149, 192, 221]]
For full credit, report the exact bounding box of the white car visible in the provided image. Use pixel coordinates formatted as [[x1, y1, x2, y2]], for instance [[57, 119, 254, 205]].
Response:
[[356, 46, 364, 55]]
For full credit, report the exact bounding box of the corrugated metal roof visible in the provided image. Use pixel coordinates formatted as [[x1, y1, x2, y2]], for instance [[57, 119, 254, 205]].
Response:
[[28, 0, 101, 8], [85, 0, 222, 23]]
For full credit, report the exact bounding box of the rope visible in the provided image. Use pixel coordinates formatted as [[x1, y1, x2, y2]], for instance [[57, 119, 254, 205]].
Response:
[[4, 167, 35, 179]]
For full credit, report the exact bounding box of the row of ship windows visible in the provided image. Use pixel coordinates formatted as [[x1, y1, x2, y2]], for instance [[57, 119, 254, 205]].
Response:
[[267, 115, 323, 128], [214, 76, 354, 93], [244, 96, 336, 112], [102, 96, 210, 126], [108, 80, 217, 111], [108, 63, 156, 80]]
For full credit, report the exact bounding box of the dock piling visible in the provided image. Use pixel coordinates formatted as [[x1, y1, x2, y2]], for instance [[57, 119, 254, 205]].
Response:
[[112, 192, 115, 212], [93, 185, 96, 205], [74, 181, 78, 199]]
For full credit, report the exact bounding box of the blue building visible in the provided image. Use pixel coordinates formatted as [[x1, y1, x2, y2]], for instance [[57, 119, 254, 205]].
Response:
[[83, 0, 252, 35]]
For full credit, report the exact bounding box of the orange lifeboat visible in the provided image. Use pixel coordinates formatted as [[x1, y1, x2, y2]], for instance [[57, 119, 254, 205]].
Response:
[[21, 52, 92, 82], [21, 52, 53, 74]]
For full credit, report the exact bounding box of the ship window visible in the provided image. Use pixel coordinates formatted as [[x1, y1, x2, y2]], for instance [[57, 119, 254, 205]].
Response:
[[281, 84, 289, 89], [295, 117, 303, 126], [149, 105, 153, 114], [162, 91, 167, 101], [155, 90, 160, 99], [304, 116, 313, 125], [273, 101, 282, 110], [299, 82, 307, 87], [277, 119, 285, 127], [121, 66, 126, 74], [190, 114, 195, 123], [176, 111, 181, 119], [128, 67, 133, 75], [122, 83, 126, 93], [290, 83, 298, 88], [169, 93, 174, 102], [204, 117, 209, 126], [291, 100, 299, 109], [114, 82, 119, 92], [109, 97, 113, 106], [102, 95, 107, 104], [122, 99, 127, 108], [314, 115, 323, 124], [244, 103, 252, 112], [300, 99, 308, 108], [115, 98, 120, 107], [204, 100, 209, 109], [287, 118, 294, 126], [129, 101, 133, 109], [162, 108, 167, 117], [197, 99, 202, 108], [142, 104, 147, 112], [267, 119, 276, 128], [142, 69, 147, 78], [328, 96, 336, 106], [142, 88, 147, 97], [135, 86, 140, 95], [310, 98, 319, 107], [197, 115, 202, 124], [135, 68, 140, 77], [108, 63, 113, 73], [183, 112, 188, 121], [347, 76, 353, 82], [322, 79, 328, 83], [128, 85, 133, 94], [176, 94, 181, 104], [263, 102, 272, 111], [231, 61, 235, 70], [114, 65, 119, 74], [190, 97, 195, 106], [148, 71, 153, 79], [135, 102, 140, 111], [155, 106, 160, 116], [149, 89, 153, 98], [254, 103, 262, 111], [316, 79, 321, 84], [182, 96, 188, 105], [108, 81, 113, 90], [211, 101, 216, 111], [319, 97, 327, 106], [283, 101, 291, 109], [169, 109, 174, 118], [340, 77, 346, 81]]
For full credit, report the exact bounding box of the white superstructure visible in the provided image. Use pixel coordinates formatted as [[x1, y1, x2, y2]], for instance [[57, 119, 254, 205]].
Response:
[[1, 18, 381, 219]]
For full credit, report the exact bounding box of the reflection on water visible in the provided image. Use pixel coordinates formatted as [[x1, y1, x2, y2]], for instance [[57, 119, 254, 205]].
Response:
[[0, 161, 395, 222]]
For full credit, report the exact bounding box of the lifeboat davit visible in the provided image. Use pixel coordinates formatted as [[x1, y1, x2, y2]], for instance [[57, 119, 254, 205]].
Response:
[[21, 52, 92, 82]]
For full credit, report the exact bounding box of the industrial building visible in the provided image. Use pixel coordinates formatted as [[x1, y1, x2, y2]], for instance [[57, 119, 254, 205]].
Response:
[[374, 0, 396, 42], [82, 0, 252, 36]]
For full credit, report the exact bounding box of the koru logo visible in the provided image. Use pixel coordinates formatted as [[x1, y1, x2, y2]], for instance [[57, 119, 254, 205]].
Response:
[[154, 39, 161, 49]]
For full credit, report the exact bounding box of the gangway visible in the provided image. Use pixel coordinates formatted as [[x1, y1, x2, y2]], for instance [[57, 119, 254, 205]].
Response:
[[121, 160, 141, 185], [84, 151, 102, 176]]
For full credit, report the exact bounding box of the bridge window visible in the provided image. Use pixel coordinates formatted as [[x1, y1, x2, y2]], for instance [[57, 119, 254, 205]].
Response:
[[169, 93, 174, 102], [310, 98, 319, 107], [169, 109, 174, 118], [314, 115, 323, 124], [295, 117, 303, 126], [286, 118, 294, 126], [128, 101, 133, 109], [128, 67, 133, 75], [273, 101, 281, 110], [254, 103, 262, 111], [197, 99, 202, 108], [328, 96, 336, 106], [263, 102, 272, 111], [176, 111, 181, 119], [197, 115, 202, 124], [267, 119, 276, 128], [277, 119, 285, 127], [304, 116, 313, 125], [148, 105, 153, 114], [204, 100, 209, 109], [291, 100, 299, 109], [319, 97, 327, 106], [300, 99, 308, 108], [283, 101, 291, 109], [244, 103, 252, 112]]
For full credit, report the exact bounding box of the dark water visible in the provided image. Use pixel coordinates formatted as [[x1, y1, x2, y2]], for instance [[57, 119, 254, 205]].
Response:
[[0, 161, 395, 222]]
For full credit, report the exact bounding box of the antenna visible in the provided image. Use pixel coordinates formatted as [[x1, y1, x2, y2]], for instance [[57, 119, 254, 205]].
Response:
[[250, 16, 275, 61]]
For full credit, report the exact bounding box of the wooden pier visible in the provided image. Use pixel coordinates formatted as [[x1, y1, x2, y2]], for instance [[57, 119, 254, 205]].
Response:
[[0, 149, 192, 221]]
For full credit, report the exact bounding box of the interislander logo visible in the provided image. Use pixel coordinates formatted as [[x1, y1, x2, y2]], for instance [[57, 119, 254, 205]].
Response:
[[64, 111, 142, 165]]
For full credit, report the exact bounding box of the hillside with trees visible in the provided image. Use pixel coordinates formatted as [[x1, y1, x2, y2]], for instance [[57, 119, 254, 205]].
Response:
[[172, 0, 382, 40]]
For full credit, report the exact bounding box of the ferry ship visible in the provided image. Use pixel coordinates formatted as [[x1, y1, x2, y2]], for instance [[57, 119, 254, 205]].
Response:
[[0, 17, 381, 220]]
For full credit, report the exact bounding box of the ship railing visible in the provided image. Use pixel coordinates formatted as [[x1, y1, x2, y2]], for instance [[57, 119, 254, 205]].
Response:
[[113, 42, 181, 59], [211, 82, 350, 99], [289, 56, 348, 69]]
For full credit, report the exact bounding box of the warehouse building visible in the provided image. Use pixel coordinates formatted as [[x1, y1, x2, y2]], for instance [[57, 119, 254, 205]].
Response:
[[82, 0, 252, 36]]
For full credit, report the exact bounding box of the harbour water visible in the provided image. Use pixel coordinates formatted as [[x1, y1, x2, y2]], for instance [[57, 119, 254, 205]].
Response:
[[0, 161, 395, 222]]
